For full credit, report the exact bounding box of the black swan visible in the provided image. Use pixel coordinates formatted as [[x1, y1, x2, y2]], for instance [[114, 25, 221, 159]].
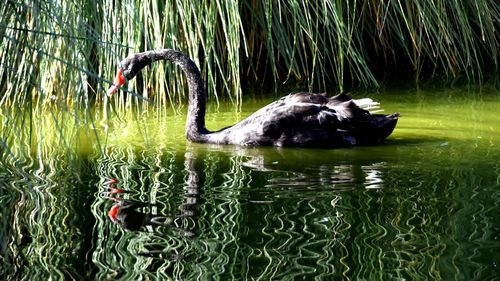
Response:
[[107, 49, 399, 147]]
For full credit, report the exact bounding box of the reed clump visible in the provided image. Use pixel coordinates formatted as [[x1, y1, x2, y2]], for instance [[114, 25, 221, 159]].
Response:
[[0, 0, 498, 108]]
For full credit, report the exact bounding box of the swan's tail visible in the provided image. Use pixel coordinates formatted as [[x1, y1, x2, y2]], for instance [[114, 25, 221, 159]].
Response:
[[353, 112, 400, 145]]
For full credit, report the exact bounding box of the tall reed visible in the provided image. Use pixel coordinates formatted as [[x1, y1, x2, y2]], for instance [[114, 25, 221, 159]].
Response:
[[0, 0, 498, 108]]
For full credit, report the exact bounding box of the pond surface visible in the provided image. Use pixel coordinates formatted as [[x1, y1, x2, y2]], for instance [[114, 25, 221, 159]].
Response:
[[1, 88, 499, 280]]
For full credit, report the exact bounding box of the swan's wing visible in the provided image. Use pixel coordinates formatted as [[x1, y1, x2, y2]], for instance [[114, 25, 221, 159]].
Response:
[[258, 92, 372, 132], [258, 93, 340, 138], [266, 92, 377, 129], [231, 92, 396, 147], [285, 92, 328, 104], [260, 99, 324, 138], [280, 92, 387, 141], [327, 93, 381, 114], [327, 92, 352, 104]]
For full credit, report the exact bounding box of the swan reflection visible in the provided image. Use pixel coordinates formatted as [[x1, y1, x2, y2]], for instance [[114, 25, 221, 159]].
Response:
[[262, 162, 386, 191], [96, 143, 392, 277], [101, 146, 390, 235], [215, 145, 389, 191], [102, 152, 200, 237], [201, 144, 390, 190]]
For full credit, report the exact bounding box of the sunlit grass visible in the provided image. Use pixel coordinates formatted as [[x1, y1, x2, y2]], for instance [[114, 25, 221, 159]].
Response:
[[1, 0, 498, 108]]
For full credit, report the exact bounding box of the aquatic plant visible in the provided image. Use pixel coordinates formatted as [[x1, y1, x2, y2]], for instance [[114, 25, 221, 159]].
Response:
[[0, 0, 498, 109]]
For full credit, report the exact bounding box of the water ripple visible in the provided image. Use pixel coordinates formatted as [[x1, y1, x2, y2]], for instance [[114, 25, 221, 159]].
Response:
[[2, 91, 500, 280]]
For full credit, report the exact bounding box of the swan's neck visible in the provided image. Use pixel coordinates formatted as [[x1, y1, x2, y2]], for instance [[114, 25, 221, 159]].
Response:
[[135, 49, 209, 141]]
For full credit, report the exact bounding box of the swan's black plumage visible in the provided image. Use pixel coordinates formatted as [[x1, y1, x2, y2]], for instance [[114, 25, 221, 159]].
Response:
[[108, 49, 399, 147]]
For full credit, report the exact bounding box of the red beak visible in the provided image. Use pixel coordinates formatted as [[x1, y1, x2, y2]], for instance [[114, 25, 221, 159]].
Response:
[[107, 68, 126, 97], [108, 204, 120, 222]]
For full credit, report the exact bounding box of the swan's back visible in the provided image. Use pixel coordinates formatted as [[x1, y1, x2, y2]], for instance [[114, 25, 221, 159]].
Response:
[[216, 92, 399, 147]]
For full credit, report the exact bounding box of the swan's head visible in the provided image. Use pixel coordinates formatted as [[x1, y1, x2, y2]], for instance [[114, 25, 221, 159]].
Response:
[[107, 54, 148, 96]]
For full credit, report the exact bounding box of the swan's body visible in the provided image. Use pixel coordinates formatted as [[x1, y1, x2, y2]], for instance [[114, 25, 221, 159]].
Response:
[[108, 49, 399, 147]]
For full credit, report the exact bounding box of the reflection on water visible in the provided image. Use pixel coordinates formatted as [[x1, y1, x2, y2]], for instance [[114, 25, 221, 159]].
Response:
[[89, 142, 499, 280], [1, 89, 500, 280], [94, 145, 392, 280], [264, 162, 387, 191]]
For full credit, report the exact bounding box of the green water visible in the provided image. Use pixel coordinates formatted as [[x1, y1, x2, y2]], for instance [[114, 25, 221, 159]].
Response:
[[1, 88, 499, 280]]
